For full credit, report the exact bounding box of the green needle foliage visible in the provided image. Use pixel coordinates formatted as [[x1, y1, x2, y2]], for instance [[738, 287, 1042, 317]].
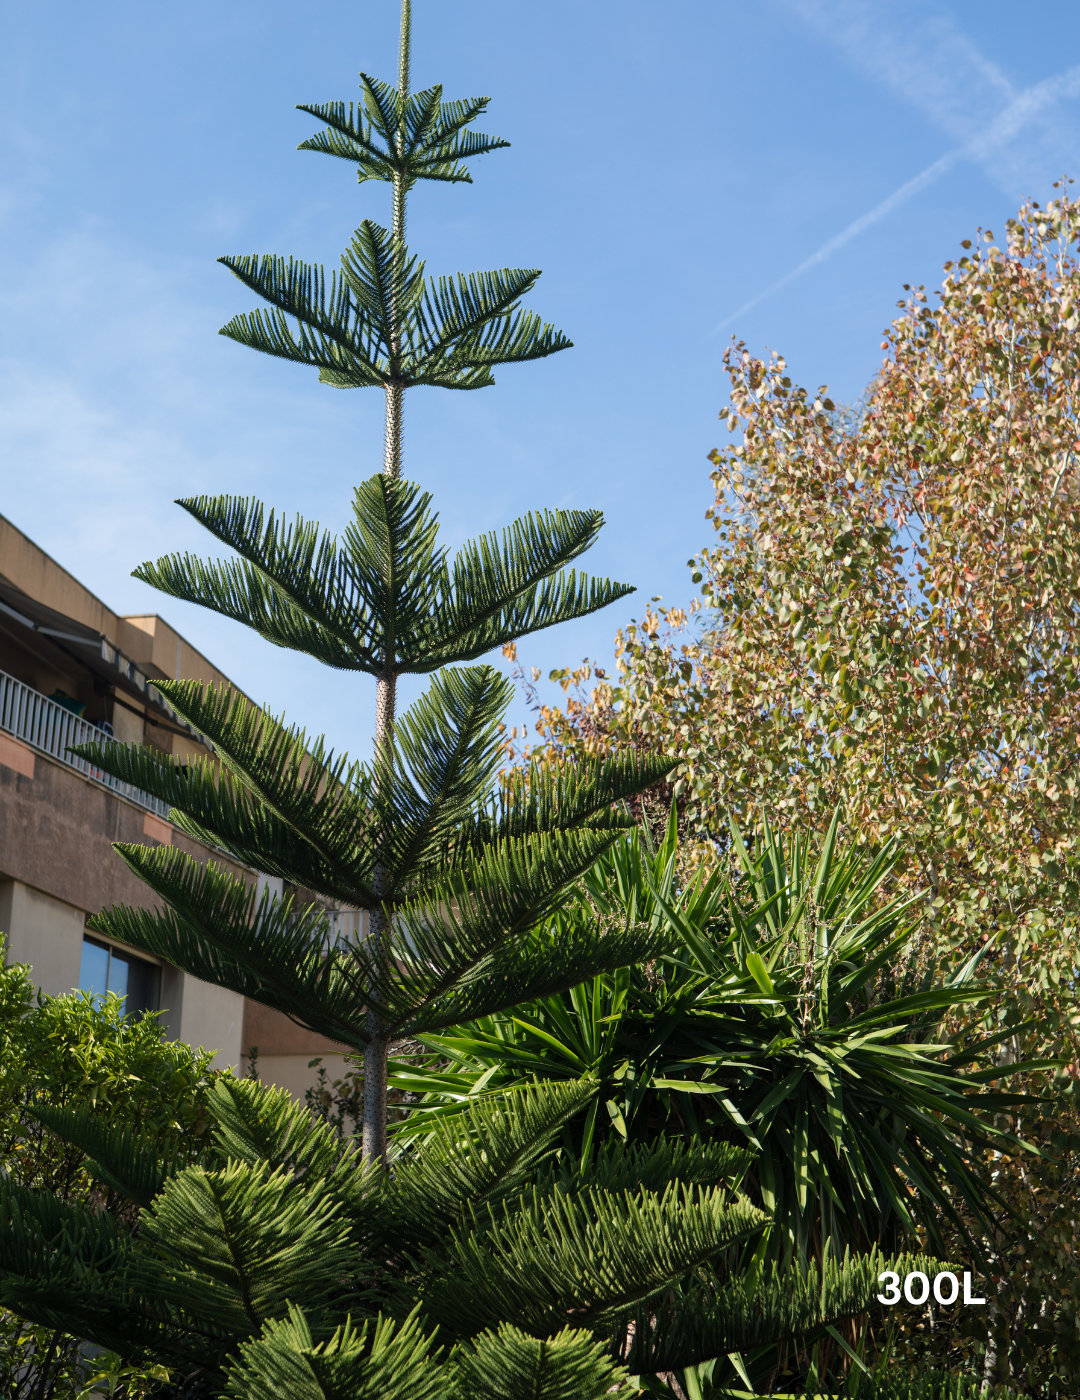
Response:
[[0, 1075, 914, 1397], [219, 0, 568, 401], [151, 0, 641, 1161], [0, 8, 984, 1397], [218, 229, 571, 391]]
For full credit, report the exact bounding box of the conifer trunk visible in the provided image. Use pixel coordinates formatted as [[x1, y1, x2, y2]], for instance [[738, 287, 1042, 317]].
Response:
[[363, 0, 410, 1164]]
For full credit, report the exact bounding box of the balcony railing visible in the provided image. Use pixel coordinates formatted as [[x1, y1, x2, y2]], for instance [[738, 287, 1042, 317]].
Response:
[[0, 667, 170, 819]]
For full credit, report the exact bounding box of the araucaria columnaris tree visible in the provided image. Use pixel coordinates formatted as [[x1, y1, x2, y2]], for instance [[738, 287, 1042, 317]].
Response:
[[68, 0, 669, 1163]]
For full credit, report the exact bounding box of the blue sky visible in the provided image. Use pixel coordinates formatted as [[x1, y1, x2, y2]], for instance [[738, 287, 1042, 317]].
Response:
[[3, 0, 1080, 759]]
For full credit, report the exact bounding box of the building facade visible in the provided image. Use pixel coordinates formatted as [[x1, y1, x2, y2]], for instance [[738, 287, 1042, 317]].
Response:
[[0, 512, 354, 1099]]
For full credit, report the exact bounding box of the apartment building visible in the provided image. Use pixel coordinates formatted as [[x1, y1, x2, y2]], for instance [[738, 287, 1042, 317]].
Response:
[[0, 512, 354, 1099]]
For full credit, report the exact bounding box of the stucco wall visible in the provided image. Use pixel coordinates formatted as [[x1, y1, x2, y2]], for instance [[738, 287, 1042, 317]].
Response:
[[0, 735, 236, 917]]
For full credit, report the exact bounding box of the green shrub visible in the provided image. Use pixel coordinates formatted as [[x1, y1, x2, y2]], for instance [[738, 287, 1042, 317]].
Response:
[[0, 944, 217, 1398]]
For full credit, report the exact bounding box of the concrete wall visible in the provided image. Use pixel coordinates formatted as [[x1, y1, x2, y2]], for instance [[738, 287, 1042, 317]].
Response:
[[242, 998, 354, 1101], [0, 512, 295, 1082], [0, 879, 84, 997], [0, 736, 234, 924], [120, 613, 235, 689], [0, 515, 119, 643], [255, 1053, 354, 1103], [159, 965, 244, 1071], [0, 512, 234, 692]]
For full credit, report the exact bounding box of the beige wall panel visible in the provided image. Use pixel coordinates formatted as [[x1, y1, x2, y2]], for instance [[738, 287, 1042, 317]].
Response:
[[254, 1053, 353, 1105], [0, 879, 84, 997], [172, 977, 245, 1073], [0, 516, 118, 639], [110, 704, 145, 746], [0, 732, 34, 779], [242, 997, 348, 1059], [118, 614, 235, 689], [0, 748, 249, 922]]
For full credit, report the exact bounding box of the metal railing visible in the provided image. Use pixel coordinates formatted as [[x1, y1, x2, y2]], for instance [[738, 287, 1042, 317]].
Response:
[[0, 667, 171, 818], [326, 907, 370, 948]]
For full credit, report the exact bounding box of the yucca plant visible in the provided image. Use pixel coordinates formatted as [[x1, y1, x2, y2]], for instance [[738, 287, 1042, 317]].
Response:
[[798, 1371, 1017, 1400], [391, 809, 1044, 1270]]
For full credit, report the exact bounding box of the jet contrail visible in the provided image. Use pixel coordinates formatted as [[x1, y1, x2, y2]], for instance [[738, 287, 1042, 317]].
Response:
[[712, 60, 1080, 336], [711, 148, 962, 334]]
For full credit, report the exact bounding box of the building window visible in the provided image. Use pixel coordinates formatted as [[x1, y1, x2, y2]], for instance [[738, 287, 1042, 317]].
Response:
[[79, 936, 160, 1017]]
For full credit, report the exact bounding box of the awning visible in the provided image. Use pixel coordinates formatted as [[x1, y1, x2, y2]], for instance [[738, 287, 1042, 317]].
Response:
[[0, 577, 213, 750]]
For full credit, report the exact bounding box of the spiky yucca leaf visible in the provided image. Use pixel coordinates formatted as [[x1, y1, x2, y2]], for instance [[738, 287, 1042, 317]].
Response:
[[402, 813, 1042, 1269], [414, 1183, 766, 1340], [225, 1303, 444, 1400], [817, 1371, 1017, 1400], [451, 1323, 629, 1400], [91, 846, 372, 1050]]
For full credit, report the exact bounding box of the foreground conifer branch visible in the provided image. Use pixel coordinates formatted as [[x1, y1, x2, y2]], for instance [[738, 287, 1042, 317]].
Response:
[[0, 1075, 936, 1396]]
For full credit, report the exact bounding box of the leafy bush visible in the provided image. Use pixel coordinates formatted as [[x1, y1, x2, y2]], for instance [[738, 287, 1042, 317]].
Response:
[[528, 191, 1080, 1034], [0, 945, 217, 1398]]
